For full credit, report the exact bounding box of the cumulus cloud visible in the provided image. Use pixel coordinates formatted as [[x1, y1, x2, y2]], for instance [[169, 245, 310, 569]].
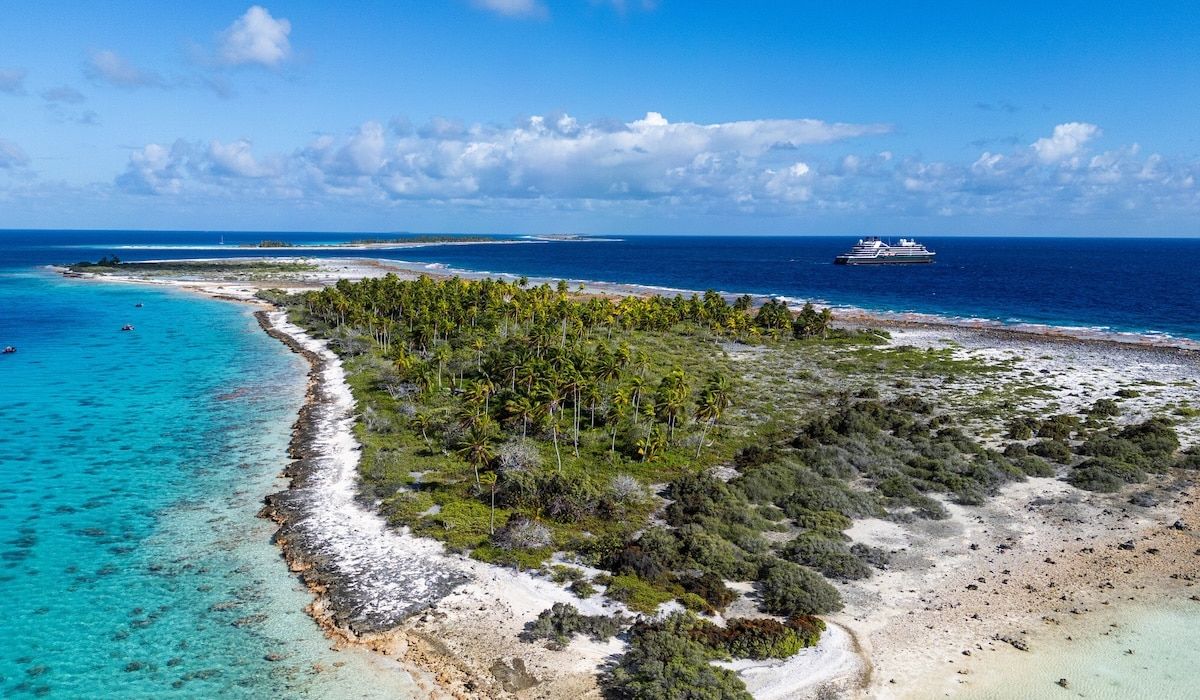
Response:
[[218, 6, 293, 67], [472, 0, 547, 18], [208, 139, 276, 177], [108, 116, 1200, 227], [117, 112, 889, 203], [85, 50, 165, 88], [116, 142, 187, 194], [1032, 122, 1100, 164], [42, 86, 86, 104], [0, 67, 27, 95], [0, 139, 31, 169]]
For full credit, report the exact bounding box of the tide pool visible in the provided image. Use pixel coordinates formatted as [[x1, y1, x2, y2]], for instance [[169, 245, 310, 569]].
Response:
[[0, 270, 416, 698]]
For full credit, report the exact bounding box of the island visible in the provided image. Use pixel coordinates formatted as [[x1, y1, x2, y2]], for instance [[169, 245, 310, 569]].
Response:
[[61, 257, 1200, 699]]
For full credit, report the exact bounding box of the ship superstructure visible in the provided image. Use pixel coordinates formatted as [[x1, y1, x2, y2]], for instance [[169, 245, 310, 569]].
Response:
[[834, 237, 935, 265]]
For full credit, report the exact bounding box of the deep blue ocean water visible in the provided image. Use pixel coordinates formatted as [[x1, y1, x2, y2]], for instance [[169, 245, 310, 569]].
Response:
[[4, 230, 1198, 340], [0, 255, 417, 696]]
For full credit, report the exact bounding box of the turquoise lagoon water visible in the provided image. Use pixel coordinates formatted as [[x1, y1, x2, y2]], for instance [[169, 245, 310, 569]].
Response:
[[0, 270, 416, 698], [957, 600, 1200, 699]]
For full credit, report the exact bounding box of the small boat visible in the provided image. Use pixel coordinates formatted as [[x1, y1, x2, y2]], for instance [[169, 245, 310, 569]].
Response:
[[2, 346, 15, 354], [135, 303, 143, 308], [121, 325, 135, 332]]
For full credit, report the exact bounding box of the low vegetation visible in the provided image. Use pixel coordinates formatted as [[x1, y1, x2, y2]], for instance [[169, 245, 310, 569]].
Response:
[[275, 272, 1192, 699]]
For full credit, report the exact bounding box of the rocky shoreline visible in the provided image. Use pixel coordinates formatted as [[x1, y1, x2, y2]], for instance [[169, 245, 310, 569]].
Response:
[[254, 309, 469, 634]]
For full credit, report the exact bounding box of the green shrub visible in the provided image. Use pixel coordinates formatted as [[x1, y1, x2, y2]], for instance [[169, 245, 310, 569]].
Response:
[[788, 508, 852, 536], [604, 613, 751, 700], [1117, 418, 1180, 463], [523, 603, 628, 648], [1177, 448, 1200, 470], [1115, 388, 1141, 399], [757, 561, 843, 616], [604, 574, 676, 614], [678, 571, 738, 613], [1005, 417, 1036, 440], [782, 534, 871, 581], [1068, 457, 1146, 492], [1088, 398, 1120, 417], [570, 578, 597, 598], [1029, 439, 1073, 463], [1037, 415, 1080, 441], [695, 616, 824, 660]]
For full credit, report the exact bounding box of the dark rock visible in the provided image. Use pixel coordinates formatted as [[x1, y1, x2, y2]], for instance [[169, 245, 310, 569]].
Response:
[[995, 634, 1029, 651], [1129, 493, 1157, 507], [1057, 678, 1070, 689], [1170, 520, 1190, 531], [1118, 540, 1136, 551]]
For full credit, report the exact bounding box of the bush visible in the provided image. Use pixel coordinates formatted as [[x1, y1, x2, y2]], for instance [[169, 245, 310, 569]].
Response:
[[734, 444, 779, 469], [1117, 418, 1180, 463], [757, 561, 843, 616], [677, 571, 738, 613], [1178, 447, 1200, 470], [1089, 398, 1120, 417], [604, 574, 676, 614], [604, 613, 751, 700], [789, 508, 853, 535], [674, 525, 763, 581], [695, 616, 824, 660], [1005, 417, 1036, 440], [1068, 457, 1146, 492], [1029, 439, 1073, 463], [497, 438, 542, 473], [782, 534, 871, 581], [492, 516, 553, 550], [1037, 415, 1080, 441], [523, 602, 627, 649], [608, 474, 648, 509], [570, 578, 597, 598]]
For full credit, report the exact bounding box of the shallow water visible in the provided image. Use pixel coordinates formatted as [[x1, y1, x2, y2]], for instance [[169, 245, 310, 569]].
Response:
[[941, 600, 1200, 699], [0, 270, 416, 698]]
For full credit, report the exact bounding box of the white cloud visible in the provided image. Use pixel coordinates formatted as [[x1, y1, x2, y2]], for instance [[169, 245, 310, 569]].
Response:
[[1032, 122, 1100, 164], [116, 142, 186, 194], [106, 115, 1200, 229], [208, 139, 275, 177], [0, 68, 27, 95], [0, 138, 30, 169], [85, 50, 165, 88], [472, 0, 547, 18], [218, 6, 293, 68]]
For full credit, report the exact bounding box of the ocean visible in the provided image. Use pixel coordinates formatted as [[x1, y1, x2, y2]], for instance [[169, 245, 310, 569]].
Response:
[[0, 264, 418, 697], [1, 229, 1198, 698], [5, 230, 1199, 340]]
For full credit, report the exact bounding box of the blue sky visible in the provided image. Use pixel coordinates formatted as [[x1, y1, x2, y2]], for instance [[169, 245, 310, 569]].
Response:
[[0, 1, 1198, 235]]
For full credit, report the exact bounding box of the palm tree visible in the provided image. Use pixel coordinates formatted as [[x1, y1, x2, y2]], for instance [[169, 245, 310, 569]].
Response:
[[411, 412, 434, 449], [456, 423, 496, 489], [636, 425, 666, 463], [505, 393, 538, 438], [538, 384, 564, 472], [432, 343, 451, 390]]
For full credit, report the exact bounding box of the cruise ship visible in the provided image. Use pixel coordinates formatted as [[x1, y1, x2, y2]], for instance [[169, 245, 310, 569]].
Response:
[[834, 237, 936, 265]]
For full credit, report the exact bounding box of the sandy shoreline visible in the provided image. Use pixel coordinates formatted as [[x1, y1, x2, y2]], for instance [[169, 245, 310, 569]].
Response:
[[55, 258, 1200, 699]]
